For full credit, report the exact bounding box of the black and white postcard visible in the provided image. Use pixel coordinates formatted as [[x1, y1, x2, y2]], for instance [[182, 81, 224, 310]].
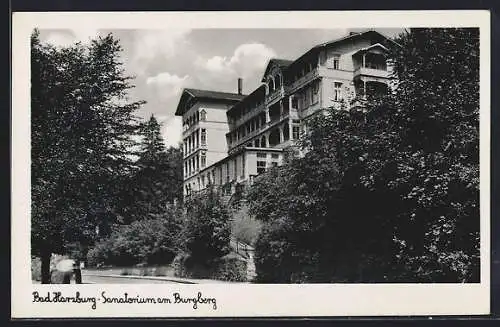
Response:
[[11, 10, 491, 318]]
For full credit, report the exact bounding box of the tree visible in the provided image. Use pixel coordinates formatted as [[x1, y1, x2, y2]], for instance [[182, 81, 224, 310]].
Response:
[[182, 188, 231, 263], [247, 28, 479, 283], [31, 30, 145, 283], [138, 114, 165, 161], [369, 28, 480, 282], [87, 205, 183, 266], [117, 115, 183, 223]]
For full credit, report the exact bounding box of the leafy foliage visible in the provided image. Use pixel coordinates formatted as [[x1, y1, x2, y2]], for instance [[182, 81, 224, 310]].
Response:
[[230, 205, 262, 246], [247, 28, 480, 283], [182, 188, 232, 263], [31, 30, 145, 282], [173, 253, 248, 282], [117, 115, 183, 223], [87, 206, 183, 266]]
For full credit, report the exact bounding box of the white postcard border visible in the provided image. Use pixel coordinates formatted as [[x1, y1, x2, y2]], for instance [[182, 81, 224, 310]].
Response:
[[11, 10, 491, 318]]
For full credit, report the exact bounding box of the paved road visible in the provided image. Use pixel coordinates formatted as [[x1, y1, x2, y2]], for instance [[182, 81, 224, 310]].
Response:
[[82, 274, 177, 284]]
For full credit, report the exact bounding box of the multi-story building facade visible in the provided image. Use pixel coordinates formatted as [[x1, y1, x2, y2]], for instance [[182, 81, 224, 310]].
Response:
[[175, 30, 396, 200], [175, 88, 245, 196]]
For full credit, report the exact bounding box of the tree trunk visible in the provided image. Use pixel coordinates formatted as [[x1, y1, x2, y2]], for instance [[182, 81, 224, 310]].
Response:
[[40, 249, 51, 284]]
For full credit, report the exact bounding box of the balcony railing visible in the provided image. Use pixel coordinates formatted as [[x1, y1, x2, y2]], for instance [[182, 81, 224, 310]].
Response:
[[354, 67, 389, 79], [266, 88, 284, 105], [228, 111, 291, 151], [182, 122, 200, 138], [229, 103, 265, 129], [286, 69, 319, 94], [183, 144, 206, 158]]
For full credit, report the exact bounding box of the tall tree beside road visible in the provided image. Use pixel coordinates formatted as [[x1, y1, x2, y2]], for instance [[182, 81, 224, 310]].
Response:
[[31, 30, 145, 283]]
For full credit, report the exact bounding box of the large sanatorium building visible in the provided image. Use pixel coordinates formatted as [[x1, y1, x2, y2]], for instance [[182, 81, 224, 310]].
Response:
[[175, 30, 396, 200]]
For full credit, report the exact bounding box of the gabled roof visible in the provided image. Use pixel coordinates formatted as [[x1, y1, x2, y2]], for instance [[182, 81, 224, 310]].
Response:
[[286, 30, 399, 72], [352, 43, 390, 56], [175, 88, 246, 116], [261, 58, 294, 82]]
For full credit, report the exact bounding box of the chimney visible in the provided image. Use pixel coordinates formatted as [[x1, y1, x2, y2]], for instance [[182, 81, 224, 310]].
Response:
[[237, 78, 243, 95]]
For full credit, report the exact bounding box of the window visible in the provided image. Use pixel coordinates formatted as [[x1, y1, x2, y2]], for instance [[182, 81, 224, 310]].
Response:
[[292, 125, 300, 140], [333, 55, 340, 69], [333, 82, 342, 101], [271, 153, 279, 159], [275, 74, 281, 89], [201, 128, 207, 146], [257, 161, 266, 174], [312, 81, 320, 104], [201, 175, 205, 187], [327, 54, 340, 69], [241, 155, 245, 178], [201, 152, 206, 168], [271, 161, 278, 167], [304, 88, 310, 108], [257, 152, 267, 158], [200, 109, 206, 121], [291, 96, 299, 109]]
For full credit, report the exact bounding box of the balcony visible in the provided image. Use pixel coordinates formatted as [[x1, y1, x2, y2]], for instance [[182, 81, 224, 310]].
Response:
[[354, 67, 389, 79], [230, 103, 265, 130], [266, 88, 285, 105], [287, 69, 319, 94], [183, 144, 206, 159], [182, 123, 199, 137], [228, 128, 261, 152]]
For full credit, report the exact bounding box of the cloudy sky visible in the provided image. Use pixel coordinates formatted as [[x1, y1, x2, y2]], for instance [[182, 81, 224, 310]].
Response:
[[39, 28, 402, 148]]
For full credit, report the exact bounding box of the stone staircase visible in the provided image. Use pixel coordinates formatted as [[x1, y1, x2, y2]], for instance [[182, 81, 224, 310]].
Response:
[[245, 251, 256, 282], [230, 239, 256, 282]]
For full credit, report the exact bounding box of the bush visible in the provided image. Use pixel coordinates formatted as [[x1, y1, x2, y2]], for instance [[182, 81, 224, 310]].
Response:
[[87, 239, 112, 267], [213, 254, 248, 282], [230, 205, 262, 246], [86, 213, 182, 267], [173, 252, 248, 282], [183, 188, 231, 262], [153, 265, 173, 277], [31, 257, 42, 281]]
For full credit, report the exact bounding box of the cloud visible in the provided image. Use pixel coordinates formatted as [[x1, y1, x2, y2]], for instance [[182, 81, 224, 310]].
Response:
[[132, 29, 191, 61], [161, 116, 183, 148], [42, 28, 101, 47], [126, 29, 192, 75], [196, 43, 277, 82], [146, 72, 190, 100]]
